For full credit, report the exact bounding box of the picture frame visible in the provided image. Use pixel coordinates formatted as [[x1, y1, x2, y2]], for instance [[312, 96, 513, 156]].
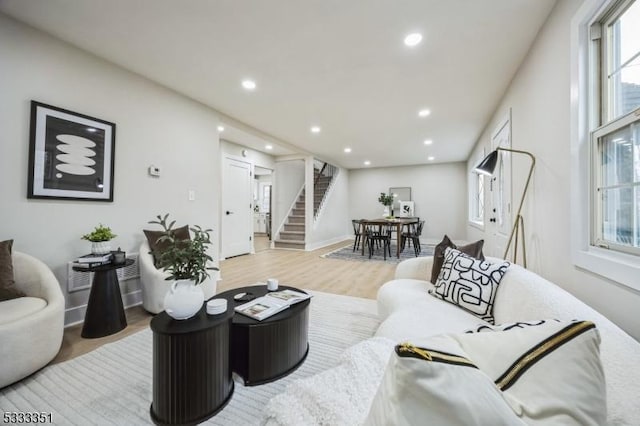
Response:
[[28, 101, 116, 201], [389, 187, 411, 211], [399, 201, 415, 217]]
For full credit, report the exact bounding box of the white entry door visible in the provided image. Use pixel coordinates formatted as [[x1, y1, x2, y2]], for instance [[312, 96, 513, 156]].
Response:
[[222, 157, 252, 258], [488, 114, 512, 258]]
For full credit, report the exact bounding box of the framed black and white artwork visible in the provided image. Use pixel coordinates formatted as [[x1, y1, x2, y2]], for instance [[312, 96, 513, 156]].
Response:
[[399, 201, 415, 217], [28, 101, 115, 201]]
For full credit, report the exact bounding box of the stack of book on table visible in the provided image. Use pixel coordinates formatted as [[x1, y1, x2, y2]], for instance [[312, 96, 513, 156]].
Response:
[[73, 253, 113, 269], [235, 289, 311, 321]]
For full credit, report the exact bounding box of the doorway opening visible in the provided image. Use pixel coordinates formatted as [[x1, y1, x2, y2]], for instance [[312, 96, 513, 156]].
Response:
[[254, 166, 273, 252]]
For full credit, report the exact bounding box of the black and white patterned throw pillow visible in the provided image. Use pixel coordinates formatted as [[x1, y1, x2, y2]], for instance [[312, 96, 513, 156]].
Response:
[[429, 247, 510, 324]]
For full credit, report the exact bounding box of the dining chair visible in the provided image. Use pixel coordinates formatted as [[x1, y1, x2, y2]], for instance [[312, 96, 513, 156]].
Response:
[[365, 224, 393, 260], [401, 221, 424, 257], [399, 218, 419, 249], [352, 219, 363, 252]]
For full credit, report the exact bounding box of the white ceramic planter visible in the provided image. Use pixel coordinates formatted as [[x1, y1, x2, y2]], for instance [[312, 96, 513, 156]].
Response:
[[164, 280, 204, 320], [91, 241, 112, 255]]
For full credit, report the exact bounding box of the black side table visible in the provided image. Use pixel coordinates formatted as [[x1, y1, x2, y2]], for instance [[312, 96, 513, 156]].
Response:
[[217, 285, 310, 386], [150, 306, 234, 425], [73, 259, 133, 338]]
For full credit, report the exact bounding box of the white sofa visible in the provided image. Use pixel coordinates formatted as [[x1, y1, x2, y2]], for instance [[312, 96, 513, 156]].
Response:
[[376, 256, 640, 426], [0, 252, 64, 388], [138, 240, 216, 314], [265, 256, 640, 425]]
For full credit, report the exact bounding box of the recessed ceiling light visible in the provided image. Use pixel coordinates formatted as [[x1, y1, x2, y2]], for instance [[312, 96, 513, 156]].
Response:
[[418, 109, 431, 117], [310, 126, 321, 133], [344, 147, 352, 153], [217, 125, 225, 132], [86, 127, 97, 133], [404, 33, 423, 47], [423, 139, 433, 145], [242, 79, 256, 90], [428, 156, 435, 161], [265, 144, 273, 150], [364, 160, 371, 166]]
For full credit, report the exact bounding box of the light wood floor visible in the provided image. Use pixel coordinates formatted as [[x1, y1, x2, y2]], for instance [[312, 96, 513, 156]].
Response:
[[52, 239, 396, 364]]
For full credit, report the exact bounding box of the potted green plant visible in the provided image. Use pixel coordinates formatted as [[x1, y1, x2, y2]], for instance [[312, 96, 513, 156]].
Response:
[[82, 224, 117, 254], [378, 192, 394, 218], [148, 214, 219, 320]]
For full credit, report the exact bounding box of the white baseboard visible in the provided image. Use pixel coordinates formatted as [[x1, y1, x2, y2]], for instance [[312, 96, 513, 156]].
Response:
[[306, 234, 351, 251]]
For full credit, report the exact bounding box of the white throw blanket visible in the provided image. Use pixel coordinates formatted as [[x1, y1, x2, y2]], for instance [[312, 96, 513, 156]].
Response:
[[262, 337, 395, 426]]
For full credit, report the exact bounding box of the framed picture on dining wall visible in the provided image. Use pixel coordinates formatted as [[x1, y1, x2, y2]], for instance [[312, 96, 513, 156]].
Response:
[[399, 201, 415, 217], [389, 187, 411, 211], [27, 101, 116, 202]]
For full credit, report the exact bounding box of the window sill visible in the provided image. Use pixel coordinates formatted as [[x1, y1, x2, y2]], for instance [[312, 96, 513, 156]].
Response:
[[468, 220, 485, 232], [573, 246, 640, 293]]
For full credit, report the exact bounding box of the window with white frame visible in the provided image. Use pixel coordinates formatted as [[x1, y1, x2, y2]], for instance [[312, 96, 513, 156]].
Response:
[[469, 171, 485, 224], [591, 0, 640, 256]]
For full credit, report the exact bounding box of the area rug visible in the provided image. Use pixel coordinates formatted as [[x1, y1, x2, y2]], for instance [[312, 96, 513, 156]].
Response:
[[322, 242, 434, 263], [0, 291, 379, 425]]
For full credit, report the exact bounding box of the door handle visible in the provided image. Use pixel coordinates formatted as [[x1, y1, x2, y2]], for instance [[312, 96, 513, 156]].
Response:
[[226, 211, 234, 215]]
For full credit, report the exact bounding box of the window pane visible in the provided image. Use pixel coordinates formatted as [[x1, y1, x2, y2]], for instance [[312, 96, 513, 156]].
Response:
[[601, 186, 639, 248], [608, 0, 640, 119], [477, 174, 484, 220], [616, 0, 640, 65], [600, 122, 638, 186]]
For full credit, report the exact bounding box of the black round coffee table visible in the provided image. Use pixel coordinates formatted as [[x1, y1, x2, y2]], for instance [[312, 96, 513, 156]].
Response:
[[149, 305, 234, 425], [216, 285, 311, 386]]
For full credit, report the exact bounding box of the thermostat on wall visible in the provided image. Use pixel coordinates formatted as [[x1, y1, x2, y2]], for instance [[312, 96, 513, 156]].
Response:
[[148, 165, 161, 177]]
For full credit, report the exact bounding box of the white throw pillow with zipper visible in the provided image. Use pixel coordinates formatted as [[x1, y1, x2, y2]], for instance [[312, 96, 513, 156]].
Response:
[[364, 319, 606, 426]]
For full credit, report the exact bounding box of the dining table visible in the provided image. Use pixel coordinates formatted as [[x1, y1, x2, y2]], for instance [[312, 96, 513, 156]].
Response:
[[359, 217, 420, 258]]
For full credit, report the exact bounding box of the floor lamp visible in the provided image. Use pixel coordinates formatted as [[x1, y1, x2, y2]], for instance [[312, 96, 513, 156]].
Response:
[[474, 148, 536, 267]]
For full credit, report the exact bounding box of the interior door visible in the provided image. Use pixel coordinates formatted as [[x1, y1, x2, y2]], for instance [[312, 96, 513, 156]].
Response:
[[488, 114, 512, 258], [222, 157, 252, 258]]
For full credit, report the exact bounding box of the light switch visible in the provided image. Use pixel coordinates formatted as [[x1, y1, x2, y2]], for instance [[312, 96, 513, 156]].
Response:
[[188, 190, 196, 201]]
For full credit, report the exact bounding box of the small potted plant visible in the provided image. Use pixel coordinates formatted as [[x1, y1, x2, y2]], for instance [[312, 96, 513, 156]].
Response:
[[148, 214, 219, 320], [82, 224, 117, 254], [378, 193, 394, 218]]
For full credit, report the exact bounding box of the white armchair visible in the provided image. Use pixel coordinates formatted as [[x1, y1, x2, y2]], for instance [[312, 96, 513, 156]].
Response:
[[0, 251, 64, 388], [138, 240, 216, 314]]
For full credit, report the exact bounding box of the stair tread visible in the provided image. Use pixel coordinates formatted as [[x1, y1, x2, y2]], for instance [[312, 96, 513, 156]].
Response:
[[280, 231, 305, 235], [274, 239, 305, 244]]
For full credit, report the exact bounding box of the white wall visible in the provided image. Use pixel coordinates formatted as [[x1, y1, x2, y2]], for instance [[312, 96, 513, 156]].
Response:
[[466, 0, 640, 340], [308, 166, 350, 249], [273, 159, 305, 237], [349, 163, 468, 241], [0, 14, 221, 325]]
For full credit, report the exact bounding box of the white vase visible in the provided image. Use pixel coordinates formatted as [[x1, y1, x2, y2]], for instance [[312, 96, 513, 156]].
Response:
[[91, 241, 111, 255], [163, 280, 204, 320], [383, 206, 390, 217]]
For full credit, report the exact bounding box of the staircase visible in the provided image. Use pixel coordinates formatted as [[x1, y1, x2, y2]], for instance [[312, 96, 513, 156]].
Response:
[[274, 161, 337, 250], [274, 190, 306, 249], [314, 169, 333, 217]]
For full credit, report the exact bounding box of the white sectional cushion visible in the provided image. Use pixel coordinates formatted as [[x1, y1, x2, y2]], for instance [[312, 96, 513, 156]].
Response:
[[375, 306, 487, 342], [0, 297, 47, 325], [377, 279, 434, 321]]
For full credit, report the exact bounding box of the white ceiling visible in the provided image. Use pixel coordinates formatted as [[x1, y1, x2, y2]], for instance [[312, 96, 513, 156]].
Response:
[[0, 0, 556, 169]]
